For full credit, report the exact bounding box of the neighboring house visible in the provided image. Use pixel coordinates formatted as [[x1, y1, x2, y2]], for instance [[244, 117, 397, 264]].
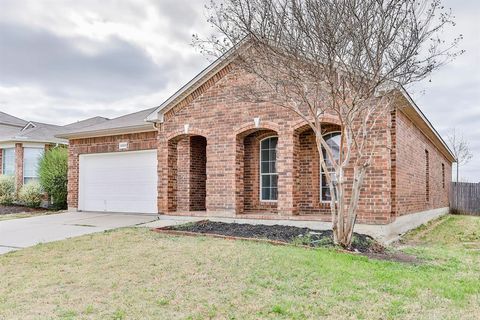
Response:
[[0, 111, 107, 190], [57, 47, 454, 239]]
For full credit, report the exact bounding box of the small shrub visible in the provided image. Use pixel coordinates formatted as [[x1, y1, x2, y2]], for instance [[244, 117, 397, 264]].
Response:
[[291, 234, 313, 246], [18, 181, 43, 207], [0, 175, 16, 205], [39, 147, 68, 209]]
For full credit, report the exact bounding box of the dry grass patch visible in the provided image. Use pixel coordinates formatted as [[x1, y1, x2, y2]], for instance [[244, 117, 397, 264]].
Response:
[[0, 215, 479, 319]]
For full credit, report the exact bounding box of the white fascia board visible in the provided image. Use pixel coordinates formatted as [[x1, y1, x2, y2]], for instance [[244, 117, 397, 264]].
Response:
[[55, 124, 156, 140], [0, 143, 16, 149]]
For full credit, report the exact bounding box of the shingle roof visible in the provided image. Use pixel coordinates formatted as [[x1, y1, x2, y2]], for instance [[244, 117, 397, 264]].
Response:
[[56, 107, 157, 139], [0, 112, 112, 144], [0, 124, 25, 142], [0, 111, 28, 127], [10, 122, 67, 144], [63, 116, 109, 131]]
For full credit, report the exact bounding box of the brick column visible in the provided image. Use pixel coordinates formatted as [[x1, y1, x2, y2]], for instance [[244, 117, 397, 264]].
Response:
[[67, 146, 79, 210], [176, 137, 191, 211], [14, 143, 23, 191], [157, 134, 171, 214], [277, 131, 298, 216]]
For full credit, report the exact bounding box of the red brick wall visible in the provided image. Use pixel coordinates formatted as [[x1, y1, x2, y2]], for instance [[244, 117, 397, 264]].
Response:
[[157, 63, 395, 223], [176, 137, 190, 211], [165, 135, 207, 212], [189, 136, 207, 211], [394, 110, 451, 216], [15, 143, 23, 190], [67, 131, 157, 209]]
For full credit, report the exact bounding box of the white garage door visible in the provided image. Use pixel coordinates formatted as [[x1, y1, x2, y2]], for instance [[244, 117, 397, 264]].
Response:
[[79, 150, 158, 214]]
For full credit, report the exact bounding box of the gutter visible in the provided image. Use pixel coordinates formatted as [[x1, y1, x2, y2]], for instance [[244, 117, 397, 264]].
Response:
[[55, 124, 156, 140], [0, 138, 67, 145]]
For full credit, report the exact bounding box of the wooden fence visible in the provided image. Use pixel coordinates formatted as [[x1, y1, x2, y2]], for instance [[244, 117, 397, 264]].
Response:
[[450, 182, 480, 215]]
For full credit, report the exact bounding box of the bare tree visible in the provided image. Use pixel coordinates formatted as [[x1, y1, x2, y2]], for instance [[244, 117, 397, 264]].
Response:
[[195, 0, 461, 248], [447, 129, 473, 183]]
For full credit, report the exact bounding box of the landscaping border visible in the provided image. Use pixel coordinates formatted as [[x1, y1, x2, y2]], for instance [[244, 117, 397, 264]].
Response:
[[152, 222, 419, 263]]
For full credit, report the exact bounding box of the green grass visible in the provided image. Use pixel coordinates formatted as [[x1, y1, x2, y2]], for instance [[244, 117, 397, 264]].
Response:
[[0, 215, 479, 319]]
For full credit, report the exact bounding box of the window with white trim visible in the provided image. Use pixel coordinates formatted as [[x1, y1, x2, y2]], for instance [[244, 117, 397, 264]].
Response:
[[23, 148, 44, 184], [320, 132, 341, 202], [260, 136, 278, 201], [2, 148, 15, 175]]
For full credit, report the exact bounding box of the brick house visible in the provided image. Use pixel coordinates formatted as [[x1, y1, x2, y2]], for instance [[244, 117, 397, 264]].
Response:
[[58, 48, 454, 240], [0, 111, 107, 191]]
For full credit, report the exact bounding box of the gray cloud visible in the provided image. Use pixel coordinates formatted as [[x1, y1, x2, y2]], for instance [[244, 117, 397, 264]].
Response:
[[0, 22, 170, 102]]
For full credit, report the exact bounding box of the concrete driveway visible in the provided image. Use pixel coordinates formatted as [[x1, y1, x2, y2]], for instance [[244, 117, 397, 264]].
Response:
[[0, 211, 156, 254]]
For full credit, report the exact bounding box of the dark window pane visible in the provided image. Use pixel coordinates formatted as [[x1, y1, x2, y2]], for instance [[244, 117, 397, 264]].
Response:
[[261, 149, 270, 162], [271, 188, 278, 200], [271, 175, 278, 188], [261, 162, 270, 173], [269, 149, 276, 161], [262, 175, 270, 188], [261, 139, 270, 150], [322, 187, 331, 201], [262, 187, 270, 200], [269, 161, 276, 173], [321, 174, 328, 187], [270, 137, 278, 149]]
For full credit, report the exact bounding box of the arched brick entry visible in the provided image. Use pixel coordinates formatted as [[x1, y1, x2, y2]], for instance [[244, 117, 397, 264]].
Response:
[[235, 127, 279, 214], [293, 123, 341, 214], [166, 134, 207, 212]]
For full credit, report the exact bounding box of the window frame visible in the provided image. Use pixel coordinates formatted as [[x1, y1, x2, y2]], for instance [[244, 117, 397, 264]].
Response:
[[23, 147, 44, 184], [2, 148, 16, 176], [319, 131, 341, 203], [425, 149, 430, 202], [259, 136, 279, 202], [442, 163, 445, 189]]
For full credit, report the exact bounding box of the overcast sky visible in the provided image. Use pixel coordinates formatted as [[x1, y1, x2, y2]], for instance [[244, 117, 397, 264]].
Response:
[[0, 0, 478, 181]]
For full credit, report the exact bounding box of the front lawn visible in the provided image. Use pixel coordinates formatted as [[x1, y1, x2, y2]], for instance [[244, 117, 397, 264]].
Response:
[[0, 215, 479, 319]]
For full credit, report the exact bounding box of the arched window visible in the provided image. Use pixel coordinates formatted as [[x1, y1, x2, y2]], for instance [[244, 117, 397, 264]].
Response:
[[320, 132, 341, 202], [260, 136, 278, 201]]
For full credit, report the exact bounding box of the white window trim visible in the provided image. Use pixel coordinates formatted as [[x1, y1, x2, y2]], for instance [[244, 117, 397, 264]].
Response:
[[2, 148, 16, 176], [319, 131, 341, 203], [259, 135, 278, 202], [23, 147, 44, 184]]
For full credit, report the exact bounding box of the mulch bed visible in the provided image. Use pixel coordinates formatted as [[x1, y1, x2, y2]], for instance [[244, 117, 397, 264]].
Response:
[[160, 220, 382, 253], [0, 204, 48, 215], [156, 220, 420, 263]]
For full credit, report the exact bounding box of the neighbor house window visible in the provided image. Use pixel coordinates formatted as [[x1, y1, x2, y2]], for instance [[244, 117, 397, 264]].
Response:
[[320, 132, 341, 202], [23, 148, 44, 184], [2, 148, 15, 175], [260, 136, 278, 201]]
